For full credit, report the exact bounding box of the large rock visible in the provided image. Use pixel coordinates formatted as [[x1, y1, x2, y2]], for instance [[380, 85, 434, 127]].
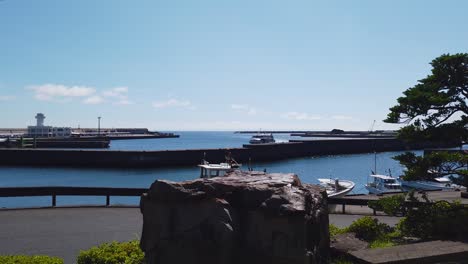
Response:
[[140, 171, 329, 264]]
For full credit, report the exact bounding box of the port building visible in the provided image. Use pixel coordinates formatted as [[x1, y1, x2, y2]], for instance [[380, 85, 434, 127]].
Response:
[[27, 113, 72, 138]]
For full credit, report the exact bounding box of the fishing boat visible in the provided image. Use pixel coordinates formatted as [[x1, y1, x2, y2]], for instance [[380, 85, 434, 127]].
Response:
[[198, 161, 240, 178], [318, 178, 355, 198], [365, 174, 403, 194], [398, 177, 458, 191], [249, 133, 276, 144], [198, 152, 241, 178]]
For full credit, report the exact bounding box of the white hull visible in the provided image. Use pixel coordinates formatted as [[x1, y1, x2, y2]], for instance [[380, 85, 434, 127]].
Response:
[[399, 180, 455, 191], [318, 179, 355, 198], [365, 174, 403, 194], [365, 185, 403, 195]]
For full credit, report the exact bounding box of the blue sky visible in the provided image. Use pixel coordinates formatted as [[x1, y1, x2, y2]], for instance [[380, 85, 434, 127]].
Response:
[[1, 0, 467, 131]]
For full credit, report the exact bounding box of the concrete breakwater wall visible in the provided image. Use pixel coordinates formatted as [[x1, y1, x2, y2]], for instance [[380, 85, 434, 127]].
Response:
[[0, 138, 457, 168]]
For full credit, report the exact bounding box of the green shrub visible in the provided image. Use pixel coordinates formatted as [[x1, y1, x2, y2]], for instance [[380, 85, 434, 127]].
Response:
[[369, 239, 396, 249], [397, 199, 468, 240], [0, 255, 63, 264], [331, 256, 354, 264], [77, 240, 145, 264], [347, 216, 391, 242], [329, 224, 347, 238], [368, 194, 406, 216]]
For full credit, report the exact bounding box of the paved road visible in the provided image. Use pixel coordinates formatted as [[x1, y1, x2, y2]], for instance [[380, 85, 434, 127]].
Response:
[[0, 207, 401, 264], [0, 207, 142, 264]]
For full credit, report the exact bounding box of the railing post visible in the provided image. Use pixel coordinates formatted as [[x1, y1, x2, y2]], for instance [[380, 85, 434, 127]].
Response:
[[342, 202, 345, 214], [106, 195, 110, 206], [52, 194, 56, 207]]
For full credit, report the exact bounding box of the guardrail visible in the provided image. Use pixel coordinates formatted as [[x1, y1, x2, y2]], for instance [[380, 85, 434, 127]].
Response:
[[2, 187, 466, 213], [0, 187, 147, 207]]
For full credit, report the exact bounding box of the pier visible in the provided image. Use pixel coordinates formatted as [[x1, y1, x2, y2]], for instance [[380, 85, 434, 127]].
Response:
[[0, 138, 458, 168]]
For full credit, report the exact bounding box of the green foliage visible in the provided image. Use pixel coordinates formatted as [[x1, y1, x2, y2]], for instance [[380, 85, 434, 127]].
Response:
[[368, 194, 406, 216], [77, 240, 145, 264], [369, 239, 396, 249], [0, 255, 63, 264], [347, 216, 392, 242], [397, 196, 468, 240], [329, 224, 347, 238], [384, 53, 468, 135], [330, 256, 354, 264], [393, 151, 468, 184], [384, 53, 468, 185]]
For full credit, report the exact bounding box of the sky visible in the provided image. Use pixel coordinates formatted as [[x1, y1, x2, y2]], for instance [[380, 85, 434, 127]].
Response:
[[1, 0, 467, 131]]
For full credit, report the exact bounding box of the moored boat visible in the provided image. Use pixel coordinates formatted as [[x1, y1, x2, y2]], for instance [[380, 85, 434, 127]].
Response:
[[365, 174, 403, 194], [318, 178, 355, 198], [398, 177, 459, 191], [249, 133, 276, 144]]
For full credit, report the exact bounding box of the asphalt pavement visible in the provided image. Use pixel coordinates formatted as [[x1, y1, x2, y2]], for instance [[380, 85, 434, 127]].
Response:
[[0, 207, 401, 264]]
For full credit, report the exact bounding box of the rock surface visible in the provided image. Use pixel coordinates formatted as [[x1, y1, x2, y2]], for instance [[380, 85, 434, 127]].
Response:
[[331, 233, 369, 254], [140, 170, 329, 264]]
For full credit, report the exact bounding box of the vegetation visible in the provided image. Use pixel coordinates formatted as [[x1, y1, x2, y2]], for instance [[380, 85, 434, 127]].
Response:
[[0, 256, 63, 264], [368, 194, 406, 216], [77, 240, 145, 264], [399, 192, 468, 240], [367, 192, 468, 241], [329, 224, 347, 238], [347, 216, 392, 242], [384, 53, 468, 183], [330, 217, 399, 248], [330, 256, 354, 264]]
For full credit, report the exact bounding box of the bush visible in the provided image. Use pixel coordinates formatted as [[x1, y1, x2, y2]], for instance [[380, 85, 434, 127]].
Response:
[[347, 216, 391, 242], [329, 224, 347, 238], [368, 194, 406, 216], [0, 255, 63, 264], [77, 240, 145, 264], [398, 199, 468, 240]]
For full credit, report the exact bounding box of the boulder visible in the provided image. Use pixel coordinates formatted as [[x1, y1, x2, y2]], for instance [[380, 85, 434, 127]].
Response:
[[140, 171, 329, 264]]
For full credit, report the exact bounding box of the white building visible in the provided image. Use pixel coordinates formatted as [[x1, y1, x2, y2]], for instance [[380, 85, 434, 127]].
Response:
[[27, 113, 72, 138]]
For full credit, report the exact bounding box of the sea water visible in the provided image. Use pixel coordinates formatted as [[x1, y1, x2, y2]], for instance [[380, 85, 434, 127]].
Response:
[[0, 131, 427, 208]]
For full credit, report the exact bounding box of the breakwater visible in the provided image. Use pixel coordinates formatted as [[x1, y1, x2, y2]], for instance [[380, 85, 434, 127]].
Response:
[[0, 138, 457, 168]]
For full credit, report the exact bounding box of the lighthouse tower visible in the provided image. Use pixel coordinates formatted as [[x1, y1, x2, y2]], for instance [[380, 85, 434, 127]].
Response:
[[35, 113, 45, 127]]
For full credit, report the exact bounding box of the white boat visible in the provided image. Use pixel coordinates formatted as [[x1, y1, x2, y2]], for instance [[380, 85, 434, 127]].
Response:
[[198, 154, 241, 179], [318, 178, 355, 198], [365, 174, 403, 194], [249, 133, 276, 144], [399, 177, 458, 191]]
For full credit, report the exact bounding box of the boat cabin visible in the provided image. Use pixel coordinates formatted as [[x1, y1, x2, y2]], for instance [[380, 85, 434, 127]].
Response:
[[198, 163, 234, 178], [249, 133, 275, 144], [368, 174, 401, 190]]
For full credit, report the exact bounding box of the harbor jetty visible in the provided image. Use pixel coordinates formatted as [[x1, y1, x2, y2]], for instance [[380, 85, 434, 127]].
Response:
[[0, 137, 457, 168], [0, 113, 179, 148]]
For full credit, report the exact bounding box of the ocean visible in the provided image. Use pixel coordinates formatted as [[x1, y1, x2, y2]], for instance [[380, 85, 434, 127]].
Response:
[[0, 131, 426, 208]]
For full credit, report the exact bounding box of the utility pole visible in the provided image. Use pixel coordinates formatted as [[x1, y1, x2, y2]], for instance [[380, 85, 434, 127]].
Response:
[[98, 116, 101, 137]]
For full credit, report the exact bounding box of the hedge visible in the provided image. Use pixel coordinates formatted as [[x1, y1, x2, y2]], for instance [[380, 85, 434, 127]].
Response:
[[77, 240, 145, 264], [0, 255, 63, 264]]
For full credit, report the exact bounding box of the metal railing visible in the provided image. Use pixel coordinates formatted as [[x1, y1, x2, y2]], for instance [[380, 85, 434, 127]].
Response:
[[0, 186, 147, 207]]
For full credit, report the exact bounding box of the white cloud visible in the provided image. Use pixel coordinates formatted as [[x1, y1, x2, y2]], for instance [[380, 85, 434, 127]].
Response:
[[102, 87, 133, 105], [281, 112, 322, 120], [231, 104, 257, 116], [331, 115, 353, 120], [27, 84, 134, 105], [152, 99, 192, 109], [102, 87, 128, 98], [114, 99, 134, 105], [231, 104, 249, 110], [28, 84, 95, 101], [83, 95, 104, 105], [0, 95, 15, 101]]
